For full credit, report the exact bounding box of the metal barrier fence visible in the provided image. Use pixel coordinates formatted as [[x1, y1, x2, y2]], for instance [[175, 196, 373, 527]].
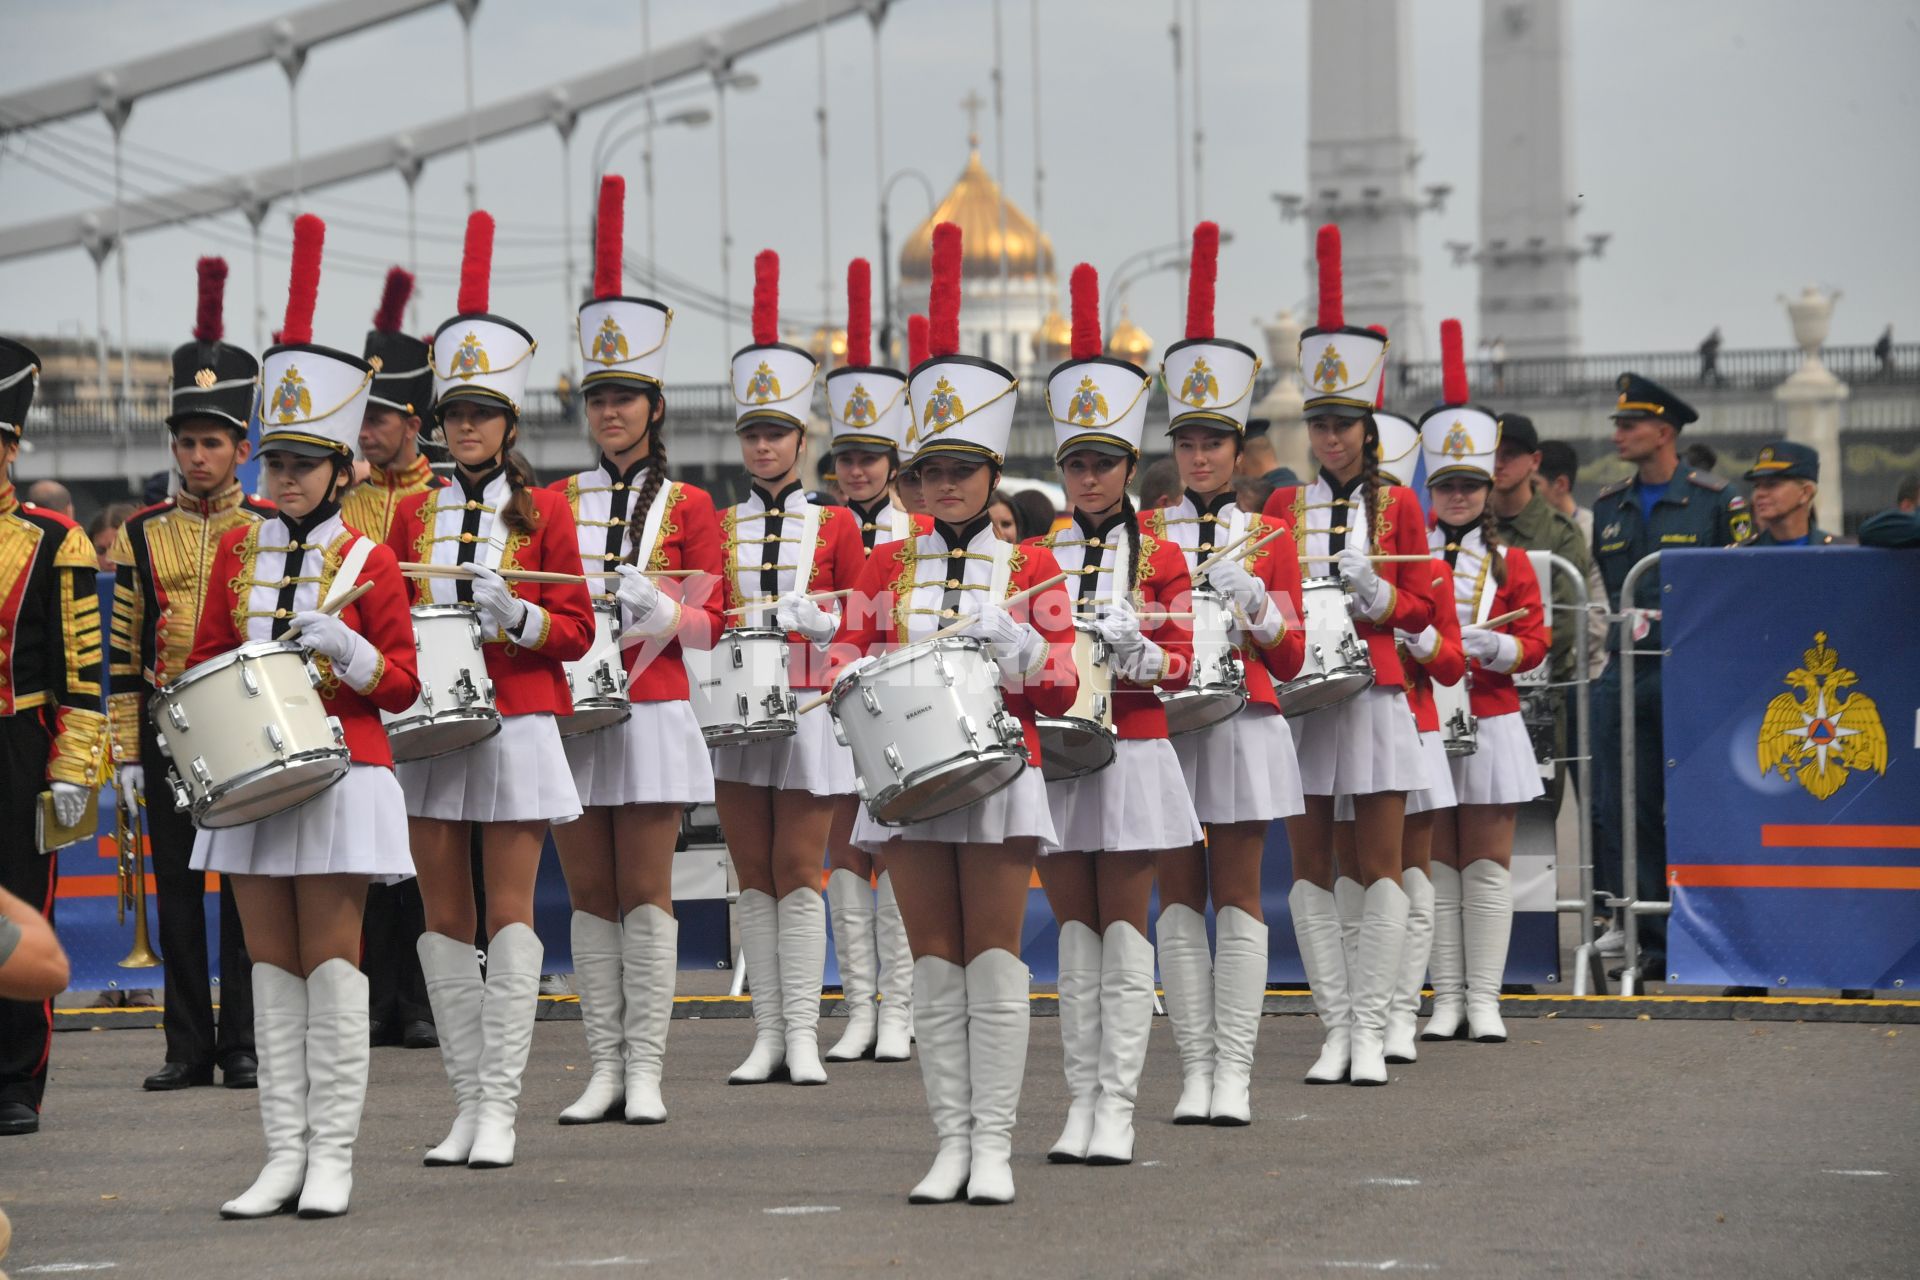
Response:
[[1538, 552, 1604, 996], [1616, 550, 1665, 997]]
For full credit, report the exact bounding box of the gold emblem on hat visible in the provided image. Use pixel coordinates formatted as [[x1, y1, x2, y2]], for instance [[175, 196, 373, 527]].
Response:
[[922, 376, 964, 433], [1179, 357, 1219, 407], [1757, 632, 1887, 801], [451, 332, 492, 379], [193, 368, 218, 389], [746, 360, 782, 404], [1443, 421, 1472, 457], [591, 315, 630, 365], [269, 366, 313, 424], [1066, 375, 1109, 426], [1314, 344, 1349, 392], [842, 382, 876, 426]]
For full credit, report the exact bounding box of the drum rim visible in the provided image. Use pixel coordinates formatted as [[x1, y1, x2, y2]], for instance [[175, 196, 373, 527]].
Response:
[[152, 638, 311, 698], [188, 746, 352, 828], [385, 708, 504, 762], [866, 745, 1027, 825], [557, 704, 634, 738], [1276, 672, 1374, 715], [828, 633, 996, 712], [716, 627, 791, 642], [1162, 688, 1249, 736], [411, 602, 486, 623]]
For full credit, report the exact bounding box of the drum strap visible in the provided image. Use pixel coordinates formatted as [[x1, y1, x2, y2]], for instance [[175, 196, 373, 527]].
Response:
[[633, 478, 673, 570], [988, 538, 1015, 601], [322, 537, 377, 612]]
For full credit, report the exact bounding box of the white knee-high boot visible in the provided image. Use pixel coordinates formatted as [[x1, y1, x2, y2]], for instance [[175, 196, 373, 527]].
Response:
[[1153, 903, 1215, 1124], [1461, 860, 1513, 1044], [220, 963, 307, 1218], [1288, 882, 1351, 1084], [418, 932, 485, 1166], [729, 888, 788, 1084], [1334, 875, 1364, 983], [621, 904, 677, 1123], [1208, 907, 1268, 1125], [1046, 921, 1102, 1163], [1086, 921, 1154, 1165], [778, 886, 829, 1086], [872, 872, 915, 1062], [1348, 878, 1410, 1086], [467, 923, 543, 1169], [1386, 866, 1434, 1064], [825, 870, 879, 1062], [964, 949, 1030, 1206], [559, 912, 625, 1124], [907, 957, 971, 1204], [1422, 863, 1466, 1041], [297, 959, 369, 1217]]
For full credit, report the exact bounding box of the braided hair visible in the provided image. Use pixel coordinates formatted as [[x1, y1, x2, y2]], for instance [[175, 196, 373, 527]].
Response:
[[499, 435, 540, 537], [623, 388, 671, 564], [1358, 412, 1387, 548]]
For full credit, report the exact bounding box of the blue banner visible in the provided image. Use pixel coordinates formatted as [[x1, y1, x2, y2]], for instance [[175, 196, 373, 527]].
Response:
[[1663, 547, 1920, 988]]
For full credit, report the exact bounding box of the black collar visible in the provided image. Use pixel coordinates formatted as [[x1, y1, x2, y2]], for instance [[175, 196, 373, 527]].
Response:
[[456, 462, 506, 503], [1184, 487, 1236, 518], [751, 479, 804, 512], [934, 513, 993, 551], [847, 494, 891, 526], [1436, 519, 1477, 548], [1320, 467, 1366, 501], [1073, 505, 1130, 543], [282, 501, 340, 545], [598, 452, 651, 487]]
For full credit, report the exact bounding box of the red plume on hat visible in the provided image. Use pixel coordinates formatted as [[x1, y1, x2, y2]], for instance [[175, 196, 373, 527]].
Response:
[[1069, 263, 1101, 361], [280, 214, 325, 345], [594, 176, 625, 301], [1315, 223, 1344, 330], [1185, 221, 1219, 341], [928, 221, 962, 358], [373, 267, 414, 334], [1440, 318, 1470, 407], [752, 250, 780, 346], [1369, 324, 1388, 409], [907, 313, 930, 369], [457, 210, 495, 315], [845, 259, 871, 367], [193, 257, 228, 344]]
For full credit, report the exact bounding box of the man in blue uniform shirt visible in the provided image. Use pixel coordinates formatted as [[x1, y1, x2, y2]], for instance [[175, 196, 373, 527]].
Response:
[[1588, 374, 1746, 979]]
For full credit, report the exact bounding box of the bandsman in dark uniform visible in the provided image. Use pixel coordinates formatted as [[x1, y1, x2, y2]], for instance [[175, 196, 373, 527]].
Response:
[[108, 259, 272, 1091], [1740, 442, 1839, 546], [0, 337, 109, 1135], [1588, 374, 1746, 977], [344, 267, 442, 1050]]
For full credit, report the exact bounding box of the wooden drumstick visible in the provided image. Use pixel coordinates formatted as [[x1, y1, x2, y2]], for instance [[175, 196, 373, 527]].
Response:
[[1191, 525, 1283, 579], [1299, 553, 1433, 565], [283, 581, 373, 637], [722, 587, 853, 621], [1478, 605, 1532, 629], [400, 562, 701, 584]]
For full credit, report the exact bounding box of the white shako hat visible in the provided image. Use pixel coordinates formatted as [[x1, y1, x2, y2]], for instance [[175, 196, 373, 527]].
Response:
[[431, 210, 537, 418], [731, 249, 818, 432], [1161, 220, 1261, 435], [905, 221, 1018, 467], [1298, 223, 1387, 419], [1374, 411, 1421, 487], [579, 175, 671, 393], [1048, 262, 1150, 461], [258, 214, 373, 460], [825, 257, 909, 455], [1418, 318, 1499, 484]]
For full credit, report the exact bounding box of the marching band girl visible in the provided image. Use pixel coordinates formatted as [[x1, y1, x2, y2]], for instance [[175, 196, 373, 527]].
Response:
[[1416, 322, 1549, 1044], [387, 211, 596, 1169], [819, 260, 927, 1064], [194, 216, 420, 1218], [832, 221, 1077, 1206], [711, 251, 864, 1087], [549, 178, 725, 1124], [1150, 223, 1307, 1126], [1263, 226, 1433, 1087], [1033, 263, 1199, 1167]]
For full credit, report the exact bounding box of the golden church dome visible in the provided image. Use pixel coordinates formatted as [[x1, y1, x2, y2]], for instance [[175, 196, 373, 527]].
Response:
[[900, 148, 1054, 281], [1035, 304, 1072, 366], [1106, 306, 1153, 367], [807, 326, 848, 366]]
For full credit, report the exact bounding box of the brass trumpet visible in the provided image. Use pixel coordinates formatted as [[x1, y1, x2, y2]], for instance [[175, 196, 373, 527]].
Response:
[[115, 793, 160, 970]]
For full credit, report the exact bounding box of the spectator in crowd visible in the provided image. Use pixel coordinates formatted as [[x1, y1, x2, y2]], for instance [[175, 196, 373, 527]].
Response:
[[1741, 442, 1838, 546], [1009, 486, 1057, 541], [1237, 419, 1301, 491], [1233, 473, 1275, 515], [1857, 472, 1920, 547], [23, 479, 73, 519], [1135, 455, 1181, 509], [986, 490, 1021, 544], [1537, 440, 1609, 681], [1698, 326, 1722, 385], [1683, 441, 1719, 477], [140, 471, 170, 505], [1873, 324, 1893, 377], [811, 453, 844, 505], [87, 502, 137, 574]]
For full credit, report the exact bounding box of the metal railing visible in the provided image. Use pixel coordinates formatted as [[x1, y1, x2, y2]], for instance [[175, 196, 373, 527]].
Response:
[[1541, 552, 1604, 997], [1616, 551, 1667, 996]]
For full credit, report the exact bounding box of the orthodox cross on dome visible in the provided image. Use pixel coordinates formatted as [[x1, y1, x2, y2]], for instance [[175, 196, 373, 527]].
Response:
[[960, 89, 985, 150]]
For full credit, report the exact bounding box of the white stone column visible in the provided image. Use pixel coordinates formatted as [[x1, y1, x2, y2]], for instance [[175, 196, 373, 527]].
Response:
[[1773, 286, 1849, 526]]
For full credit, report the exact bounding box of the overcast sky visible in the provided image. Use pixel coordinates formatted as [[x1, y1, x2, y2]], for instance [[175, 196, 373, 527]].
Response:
[[3, 0, 1916, 392]]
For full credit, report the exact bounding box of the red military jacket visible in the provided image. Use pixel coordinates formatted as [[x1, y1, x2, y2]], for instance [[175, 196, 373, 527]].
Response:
[[1400, 558, 1467, 735], [386, 471, 595, 718], [1145, 498, 1306, 710], [718, 482, 865, 692], [834, 517, 1077, 767], [1428, 524, 1550, 717], [551, 461, 726, 704], [1029, 511, 1193, 740], [190, 511, 421, 767], [1265, 475, 1433, 688]]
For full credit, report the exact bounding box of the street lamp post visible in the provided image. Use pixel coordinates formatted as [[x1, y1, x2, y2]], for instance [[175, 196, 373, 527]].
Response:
[[1102, 230, 1233, 336], [270, 19, 306, 204], [877, 168, 937, 370], [95, 74, 133, 416], [593, 109, 712, 292], [237, 180, 272, 352], [548, 90, 579, 378], [392, 138, 424, 332]]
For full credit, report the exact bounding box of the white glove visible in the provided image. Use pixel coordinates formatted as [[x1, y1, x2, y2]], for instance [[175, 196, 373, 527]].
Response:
[[51, 781, 90, 829], [613, 563, 676, 640], [1094, 600, 1169, 683], [831, 654, 877, 691], [468, 565, 524, 637], [1206, 559, 1269, 619], [1396, 625, 1441, 664], [775, 590, 838, 647], [1461, 626, 1518, 671], [1336, 546, 1391, 621], [973, 603, 1046, 681], [291, 610, 382, 692], [117, 763, 145, 802]]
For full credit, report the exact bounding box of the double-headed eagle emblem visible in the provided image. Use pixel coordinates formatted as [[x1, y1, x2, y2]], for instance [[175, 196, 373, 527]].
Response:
[[841, 382, 876, 426], [745, 360, 782, 404], [1065, 375, 1108, 426], [1313, 344, 1348, 391], [269, 367, 312, 423], [1757, 632, 1888, 800], [922, 376, 964, 433], [591, 316, 629, 365], [450, 332, 491, 379], [1179, 357, 1218, 407]]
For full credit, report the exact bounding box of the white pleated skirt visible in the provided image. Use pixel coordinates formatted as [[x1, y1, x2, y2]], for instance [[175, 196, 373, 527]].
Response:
[[853, 761, 1057, 854], [398, 712, 582, 826], [1449, 711, 1545, 806], [1335, 730, 1457, 821], [1046, 738, 1203, 855], [192, 764, 414, 884], [710, 701, 856, 797], [564, 699, 715, 808], [1173, 703, 1306, 826], [1290, 685, 1428, 797]]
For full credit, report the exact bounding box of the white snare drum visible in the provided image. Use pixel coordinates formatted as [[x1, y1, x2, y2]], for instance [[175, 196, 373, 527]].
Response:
[[1277, 577, 1375, 716], [1037, 622, 1115, 781], [1159, 586, 1247, 736], [561, 604, 631, 738], [152, 640, 349, 829], [384, 605, 501, 762], [830, 636, 1028, 825], [1435, 674, 1478, 757], [684, 628, 795, 745]]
